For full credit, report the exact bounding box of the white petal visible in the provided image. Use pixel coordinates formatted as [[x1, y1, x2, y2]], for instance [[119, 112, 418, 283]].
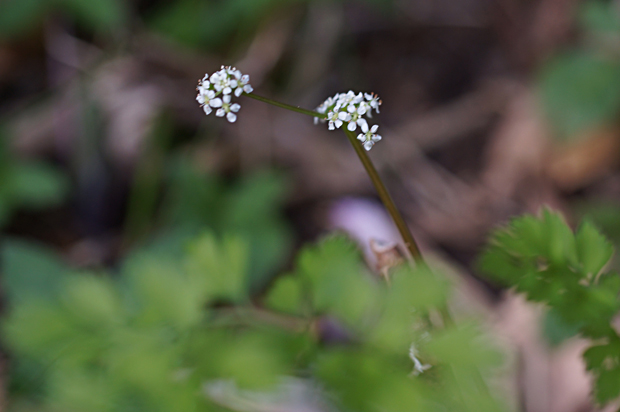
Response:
[[223, 95, 231, 104], [210, 98, 223, 108], [357, 105, 367, 115], [227, 112, 237, 123], [216, 108, 225, 117], [196, 94, 205, 104], [364, 141, 373, 151], [235, 87, 243, 97], [230, 103, 240, 112], [370, 124, 379, 133], [335, 120, 343, 128], [223, 87, 232, 95], [243, 85, 253, 93], [373, 134, 382, 142], [347, 122, 357, 131], [338, 111, 350, 121], [203, 105, 212, 115], [241, 74, 250, 83], [357, 118, 368, 132], [357, 133, 365, 142], [314, 117, 319, 125], [229, 80, 238, 88], [328, 121, 335, 130], [347, 104, 356, 113]]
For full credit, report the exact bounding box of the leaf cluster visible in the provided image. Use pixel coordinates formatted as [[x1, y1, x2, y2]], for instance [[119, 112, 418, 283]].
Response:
[[3, 232, 506, 412], [479, 209, 620, 405]]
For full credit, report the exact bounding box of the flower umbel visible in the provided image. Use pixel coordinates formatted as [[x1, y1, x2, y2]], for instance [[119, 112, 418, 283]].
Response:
[[196, 66, 253, 123], [315, 91, 383, 150]]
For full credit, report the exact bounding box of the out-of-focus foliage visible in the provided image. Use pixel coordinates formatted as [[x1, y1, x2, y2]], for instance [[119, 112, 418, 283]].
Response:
[[151, 162, 293, 290], [479, 209, 620, 405], [0, 0, 127, 38], [539, 1, 620, 140], [3, 233, 506, 412], [0, 131, 69, 227]]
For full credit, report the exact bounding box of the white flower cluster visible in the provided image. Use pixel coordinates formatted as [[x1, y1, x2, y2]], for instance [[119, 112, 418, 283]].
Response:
[[315, 91, 383, 151], [196, 66, 253, 123]]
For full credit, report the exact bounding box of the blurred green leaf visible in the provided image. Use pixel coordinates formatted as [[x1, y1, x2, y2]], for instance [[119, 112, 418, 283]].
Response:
[[539, 51, 620, 139], [126, 256, 205, 330], [2, 239, 68, 303], [0, 0, 47, 38], [8, 162, 69, 208], [57, 0, 127, 32], [163, 163, 292, 290], [263, 274, 304, 315], [185, 232, 249, 303], [580, 1, 620, 34], [295, 235, 379, 328]]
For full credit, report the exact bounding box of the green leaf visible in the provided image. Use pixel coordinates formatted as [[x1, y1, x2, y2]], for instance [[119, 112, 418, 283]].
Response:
[[126, 257, 204, 330], [594, 367, 620, 404], [580, 1, 620, 34], [2, 238, 68, 303], [263, 274, 304, 315], [60, 274, 125, 329], [56, 0, 127, 32], [0, 0, 47, 38], [424, 323, 502, 369], [542, 308, 582, 346], [539, 51, 620, 139], [295, 235, 379, 328], [184, 232, 249, 303], [8, 161, 69, 209], [575, 220, 614, 276]]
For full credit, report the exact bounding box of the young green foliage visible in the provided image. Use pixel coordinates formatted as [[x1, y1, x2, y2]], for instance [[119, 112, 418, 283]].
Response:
[[479, 209, 620, 404], [3, 232, 506, 412]]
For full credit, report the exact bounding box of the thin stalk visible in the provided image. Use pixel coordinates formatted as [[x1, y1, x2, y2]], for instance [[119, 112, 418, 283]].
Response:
[[244, 93, 325, 119], [343, 128, 423, 264]]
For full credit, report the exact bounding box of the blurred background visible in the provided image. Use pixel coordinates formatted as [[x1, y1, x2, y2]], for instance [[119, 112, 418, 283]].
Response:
[[1, 0, 620, 410]]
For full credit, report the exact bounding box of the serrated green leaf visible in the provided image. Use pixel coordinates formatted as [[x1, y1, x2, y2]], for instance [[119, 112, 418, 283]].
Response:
[[576, 220, 614, 276], [594, 367, 620, 404]]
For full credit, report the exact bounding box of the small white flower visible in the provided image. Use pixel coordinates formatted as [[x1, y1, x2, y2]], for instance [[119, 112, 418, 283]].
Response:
[[196, 66, 252, 122], [215, 94, 241, 123], [364, 92, 381, 114], [356, 123, 382, 151]]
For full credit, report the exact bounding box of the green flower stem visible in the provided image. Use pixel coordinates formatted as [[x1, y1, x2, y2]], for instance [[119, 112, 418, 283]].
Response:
[[244, 93, 326, 119], [343, 128, 423, 264]]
